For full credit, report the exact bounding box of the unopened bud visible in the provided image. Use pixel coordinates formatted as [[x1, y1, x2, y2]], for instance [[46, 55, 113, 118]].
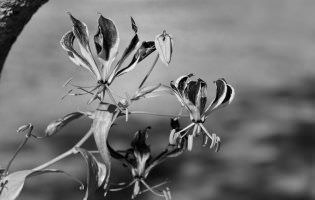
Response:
[[155, 30, 173, 66], [45, 112, 83, 136]]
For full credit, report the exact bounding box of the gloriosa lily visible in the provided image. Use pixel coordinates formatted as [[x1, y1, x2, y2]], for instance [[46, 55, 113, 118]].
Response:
[[170, 74, 235, 151], [60, 13, 156, 103], [107, 126, 185, 199]]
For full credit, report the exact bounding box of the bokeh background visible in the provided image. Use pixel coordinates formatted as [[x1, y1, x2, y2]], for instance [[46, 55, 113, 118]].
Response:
[[0, 0, 314, 199]]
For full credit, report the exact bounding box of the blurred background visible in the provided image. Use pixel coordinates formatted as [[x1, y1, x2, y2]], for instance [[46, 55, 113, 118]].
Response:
[[0, 0, 314, 199]]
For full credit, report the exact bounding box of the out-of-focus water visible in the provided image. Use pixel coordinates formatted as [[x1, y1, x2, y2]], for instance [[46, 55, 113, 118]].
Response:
[[0, 0, 314, 200]]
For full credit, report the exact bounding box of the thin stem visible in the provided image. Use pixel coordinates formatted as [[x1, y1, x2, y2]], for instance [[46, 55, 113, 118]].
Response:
[[140, 180, 164, 197], [5, 136, 30, 174], [177, 123, 194, 134], [138, 54, 159, 89], [138, 180, 169, 195], [110, 180, 136, 192], [32, 128, 93, 171], [129, 111, 189, 118]]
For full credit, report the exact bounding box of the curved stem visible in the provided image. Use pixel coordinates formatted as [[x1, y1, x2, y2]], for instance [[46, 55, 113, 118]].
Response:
[[32, 128, 93, 171]]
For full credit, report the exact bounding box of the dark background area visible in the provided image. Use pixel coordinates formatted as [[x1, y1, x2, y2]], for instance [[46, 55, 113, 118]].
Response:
[[0, 0, 314, 199]]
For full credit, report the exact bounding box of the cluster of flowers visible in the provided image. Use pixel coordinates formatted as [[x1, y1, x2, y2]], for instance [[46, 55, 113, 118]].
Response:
[[58, 13, 235, 199], [0, 13, 235, 200]]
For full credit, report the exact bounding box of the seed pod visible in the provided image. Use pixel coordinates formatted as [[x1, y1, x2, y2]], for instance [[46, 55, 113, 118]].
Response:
[[155, 30, 173, 66]]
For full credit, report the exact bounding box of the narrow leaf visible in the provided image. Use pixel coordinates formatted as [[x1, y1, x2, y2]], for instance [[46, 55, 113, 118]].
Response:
[[77, 148, 109, 200]]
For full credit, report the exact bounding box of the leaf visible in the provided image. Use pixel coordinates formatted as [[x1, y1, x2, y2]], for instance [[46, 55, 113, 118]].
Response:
[[0, 169, 66, 200], [77, 148, 109, 200], [131, 84, 173, 101], [45, 112, 84, 137], [155, 30, 173, 66]]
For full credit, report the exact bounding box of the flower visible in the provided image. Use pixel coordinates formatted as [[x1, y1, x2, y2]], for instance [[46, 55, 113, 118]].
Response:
[[107, 126, 185, 199], [60, 13, 156, 103], [170, 74, 235, 151]]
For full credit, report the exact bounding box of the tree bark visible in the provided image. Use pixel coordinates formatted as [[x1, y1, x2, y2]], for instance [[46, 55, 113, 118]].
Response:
[[0, 0, 49, 76]]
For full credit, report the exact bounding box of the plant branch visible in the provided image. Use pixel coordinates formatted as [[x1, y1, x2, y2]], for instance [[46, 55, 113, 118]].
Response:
[[138, 54, 159, 88], [32, 128, 93, 171]]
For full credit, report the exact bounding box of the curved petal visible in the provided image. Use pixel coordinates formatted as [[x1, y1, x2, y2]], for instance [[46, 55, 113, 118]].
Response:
[[108, 17, 140, 83], [173, 73, 193, 95], [94, 15, 120, 80], [214, 84, 235, 110], [115, 41, 155, 77], [68, 13, 101, 80], [204, 78, 227, 115], [60, 31, 94, 75]]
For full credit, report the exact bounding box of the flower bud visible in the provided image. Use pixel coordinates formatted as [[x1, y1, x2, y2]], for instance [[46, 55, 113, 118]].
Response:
[[155, 30, 173, 66], [45, 112, 83, 137]]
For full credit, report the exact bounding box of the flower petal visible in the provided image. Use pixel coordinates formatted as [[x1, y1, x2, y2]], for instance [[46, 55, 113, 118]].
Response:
[[204, 78, 228, 115], [94, 15, 120, 80], [108, 17, 140, 83], [60, 31, 94, 74], [68, 13, 101, 80], [131, 84, 173, 101], [173, 73, 194, 95], [196, 79, 207, 114], [115, 41, 155, 77], [219, 84, 235, 108]]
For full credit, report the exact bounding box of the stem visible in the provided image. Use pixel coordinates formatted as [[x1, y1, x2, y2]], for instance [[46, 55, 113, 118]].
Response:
[[5, 136, 30, 174], [32, 128, 93, 171], [138, 54, 159, 89], [129, 111, 189, 118]]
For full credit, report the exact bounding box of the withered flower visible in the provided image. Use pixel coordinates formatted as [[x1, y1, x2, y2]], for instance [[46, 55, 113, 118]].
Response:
[[107, 127, 185, 199], [60, 13, 156, 103], [170, 74, 235, 151]]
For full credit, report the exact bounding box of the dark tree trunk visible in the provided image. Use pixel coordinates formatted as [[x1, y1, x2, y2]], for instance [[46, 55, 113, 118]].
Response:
[[0, 0, 49, 76]]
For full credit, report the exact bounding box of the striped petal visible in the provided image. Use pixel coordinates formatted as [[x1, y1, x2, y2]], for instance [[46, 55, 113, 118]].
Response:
[[68, 13, 101, 80], [204, 78, 231, 115], [115, 41, 155, 77], [94, 15, 120, 80], [60, 31, 94, 74], [108, 17, 140, 83]]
